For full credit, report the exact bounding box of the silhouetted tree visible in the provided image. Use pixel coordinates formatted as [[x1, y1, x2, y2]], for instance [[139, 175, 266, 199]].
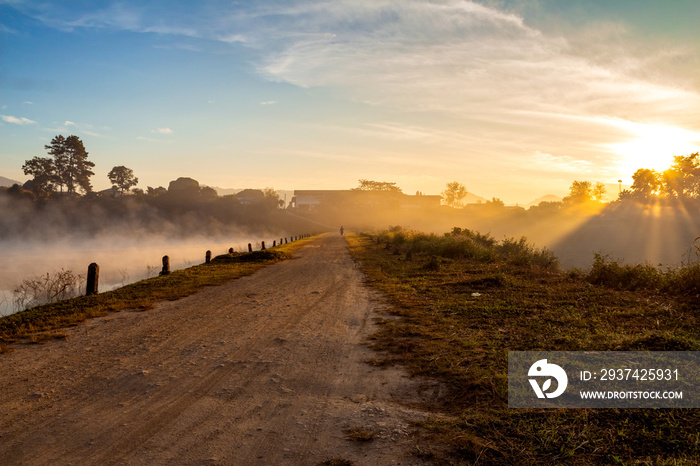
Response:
[[263, 187, 284, 208], [235, 188, 265, 204], [442, 181, 468, 207], [5, 183, 35, 200], [44, 135, 94, 194], [22, 156, 56, 194], [233, 187, 282, 211], [168, 177, 200, 194], [355, 179, 403, 193], [563, 180, 593, 204], [147, 186, 167, 197], [487, 197, 505, 207], [662, 153, 699, 199], [592, 182, 607, 201], [200, 186, 219, 199], [629, 168, 661, 200], [108, 166, 139, 195]]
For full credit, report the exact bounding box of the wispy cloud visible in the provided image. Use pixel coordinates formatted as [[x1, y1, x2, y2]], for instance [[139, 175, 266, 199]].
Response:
[[1, 114, 36, 125], [0, 23, 18, 35], [528, 151, 594, 174], [10, 1, 198, 37], [43, 120, 105, 137], [253, 1, 699, 122], [239, 0, 700, 178], [218, 33, 246, 44], [7, 0, 698, 198]]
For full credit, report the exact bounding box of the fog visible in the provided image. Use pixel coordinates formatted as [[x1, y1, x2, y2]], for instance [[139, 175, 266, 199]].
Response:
[[0, 233, 285, 316], [295, 198, 700, 270], [0, 186, 313, 316], [2, 186, 698, 316]]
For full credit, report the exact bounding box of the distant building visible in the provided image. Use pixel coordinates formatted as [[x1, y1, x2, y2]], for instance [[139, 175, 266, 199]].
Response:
[[290, 190, 441, 210], [97, 186, 120, 198]]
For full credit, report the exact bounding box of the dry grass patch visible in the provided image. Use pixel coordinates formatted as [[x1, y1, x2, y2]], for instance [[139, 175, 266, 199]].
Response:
[[347, 230, 700, 464], [343, 427, 377, 442]]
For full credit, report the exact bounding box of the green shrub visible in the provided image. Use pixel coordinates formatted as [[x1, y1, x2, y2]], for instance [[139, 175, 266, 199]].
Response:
[[587, 253, 700, 296], [664, 263, 700, 295], [587, 253, 663, 291], [376, 227, 557, 270]]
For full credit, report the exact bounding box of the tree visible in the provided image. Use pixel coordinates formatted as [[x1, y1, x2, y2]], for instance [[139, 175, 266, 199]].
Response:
[[629, 168, 661, 200], [234, 188, 282, 209], [22, 156, 56, 194], [562, 180, 593, 204], [263, 187, 284, 208], [662, 153, 700, 199], [147, 186, 167, 197], [44, 135, 94, 194], [43, 135, 66, 192], [107, 166, 139, 195], [200, 186, 219, 199], [355, 179, 403, 193], [441, 181, 468, 207], [486, 197, 504, 207], [235, 188, 265, 204], [168, 177, 200, 194], [592, 182, 607, 202]]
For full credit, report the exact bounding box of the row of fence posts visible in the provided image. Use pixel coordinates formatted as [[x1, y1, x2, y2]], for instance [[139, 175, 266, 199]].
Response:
[[85, 234, 312, 297]]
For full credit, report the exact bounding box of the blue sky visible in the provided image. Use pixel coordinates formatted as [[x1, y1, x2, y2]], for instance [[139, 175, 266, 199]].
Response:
[[1, 0, 699, 203]]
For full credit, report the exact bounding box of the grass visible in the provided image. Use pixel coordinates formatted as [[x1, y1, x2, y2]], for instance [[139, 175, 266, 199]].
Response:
[[343, 427, 377, 442], [347, 229, 700, 464], [0, 235, 318, 344], [587, 252, 700, 296]]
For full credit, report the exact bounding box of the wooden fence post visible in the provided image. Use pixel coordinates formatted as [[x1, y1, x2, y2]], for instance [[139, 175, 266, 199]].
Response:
[[160, 255, 170, 275], [229, 247, 234, 254], [86, 262, 99, 296], [261, 241, 266, 250], [206, 250, 211, 263], [273, 240, 276, 247], [248, 243, 253, 252], [285, 238, 288, 244]]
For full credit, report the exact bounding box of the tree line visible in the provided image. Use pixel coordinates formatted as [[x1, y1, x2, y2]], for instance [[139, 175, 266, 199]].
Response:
[[440, 152, 699, 209], [15, 134, 700, 207], [622, 153, 700, 201], [21, 134, 141, 197]]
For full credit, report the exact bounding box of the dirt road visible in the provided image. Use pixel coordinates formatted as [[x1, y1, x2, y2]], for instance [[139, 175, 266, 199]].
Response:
[[0, 234, 435, 465]]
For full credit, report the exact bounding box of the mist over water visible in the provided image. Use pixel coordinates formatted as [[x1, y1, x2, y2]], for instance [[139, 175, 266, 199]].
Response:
[[0, 234, 276, 316], [0, 186, 317, 316]]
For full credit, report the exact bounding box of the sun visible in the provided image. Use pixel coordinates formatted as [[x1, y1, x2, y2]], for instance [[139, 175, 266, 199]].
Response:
[[609, 123, 700, 178]]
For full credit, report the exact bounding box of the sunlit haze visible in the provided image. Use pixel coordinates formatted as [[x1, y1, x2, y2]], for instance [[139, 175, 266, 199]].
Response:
[[1, 0, 699, 204]]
